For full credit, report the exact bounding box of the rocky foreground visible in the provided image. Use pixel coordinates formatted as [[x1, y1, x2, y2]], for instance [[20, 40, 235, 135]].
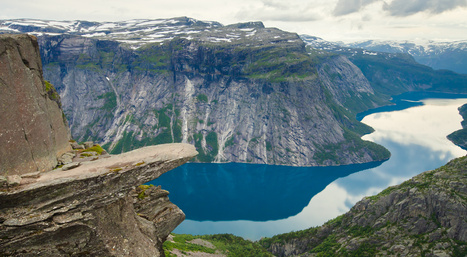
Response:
[[0, 143, 197, 256], [259, 155, 467, 256], [0, 33, 198, 256]]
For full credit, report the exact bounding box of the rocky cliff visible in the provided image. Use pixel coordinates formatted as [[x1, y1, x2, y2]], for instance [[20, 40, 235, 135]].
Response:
[[260, 155, 467, 256], [0, 18, 391, 166], [448, 103, 467, 150], [0, 143, 197, 256], [0, 34, 198, 256], [0, 34, 71, 176]]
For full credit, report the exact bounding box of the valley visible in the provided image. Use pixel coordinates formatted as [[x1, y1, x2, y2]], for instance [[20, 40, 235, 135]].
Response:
[[1, 16, 467, 256]]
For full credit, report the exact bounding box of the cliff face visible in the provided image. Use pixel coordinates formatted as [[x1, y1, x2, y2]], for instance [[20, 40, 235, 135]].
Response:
[[30, 19, 389, 166], [0, 34, 197, 256], [0, 34, 71, 175], [261, 156, 467, 256]]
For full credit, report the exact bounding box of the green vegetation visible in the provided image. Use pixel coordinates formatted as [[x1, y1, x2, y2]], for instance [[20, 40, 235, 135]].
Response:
[[206, 132, 219, 155], [193, 131, 219, 162], [314, 128, 390, 165], [82, 144, 105, 155], [97, 92, 117, 112], [196, 94, 209, 103], [44, 80, 61, 103], [258, 156, 467, 256], [243, 48, 315, 82], [108, 104, 183, 154], [137, 184, 154, 200], [347, 51, 467, 95], [132, 44, 171, 74], [76, 54, 101, 72], [266, 141, 272, 151], [164, 234, 273, 257], [225, 136, 235, 148]]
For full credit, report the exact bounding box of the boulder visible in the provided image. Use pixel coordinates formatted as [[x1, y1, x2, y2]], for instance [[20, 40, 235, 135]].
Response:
[[58, 151, 76, 165], [0, 34, 71, 176], [6, 175, 21, 187]]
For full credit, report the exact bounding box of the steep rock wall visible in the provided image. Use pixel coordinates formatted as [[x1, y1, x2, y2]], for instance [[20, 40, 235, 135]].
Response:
[[0, 34, 71, 176], [39, 29, 389, 166]]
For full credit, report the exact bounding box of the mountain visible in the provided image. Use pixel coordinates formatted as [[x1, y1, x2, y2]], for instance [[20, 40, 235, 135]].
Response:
[[341, 39, 467, 75], [301, 35, 467, 96], [0, 17, 391, 166], [260, 155, 467, 256]]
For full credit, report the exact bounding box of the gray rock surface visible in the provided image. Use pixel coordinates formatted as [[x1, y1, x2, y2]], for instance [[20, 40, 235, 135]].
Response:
[[30, 19, 388, 166], [0, 35, 198, 256], [0, 143, 198, 256], [58, 151, 75, 165], [0, 34, 72, 176]]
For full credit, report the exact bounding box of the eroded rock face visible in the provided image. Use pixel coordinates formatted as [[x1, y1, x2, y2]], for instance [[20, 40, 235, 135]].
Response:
[[0, 143, 198, 256], [38, 24, 388, 166], [0, 34, 71, 176]]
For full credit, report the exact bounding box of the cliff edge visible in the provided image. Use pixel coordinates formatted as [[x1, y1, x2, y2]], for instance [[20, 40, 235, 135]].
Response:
[[0, 34, 198, 256], [0, 34, 71, 176]]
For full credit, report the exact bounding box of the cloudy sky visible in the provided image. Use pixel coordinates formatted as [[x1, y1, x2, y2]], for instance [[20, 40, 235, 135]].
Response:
[[1, 0, 466, 42]]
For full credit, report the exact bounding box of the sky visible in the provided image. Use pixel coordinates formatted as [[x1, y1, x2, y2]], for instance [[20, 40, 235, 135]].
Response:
[[1, 0, 466, 42]]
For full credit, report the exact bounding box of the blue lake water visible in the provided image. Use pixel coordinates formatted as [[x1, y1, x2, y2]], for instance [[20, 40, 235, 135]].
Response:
[[148, 94, 467, 240]]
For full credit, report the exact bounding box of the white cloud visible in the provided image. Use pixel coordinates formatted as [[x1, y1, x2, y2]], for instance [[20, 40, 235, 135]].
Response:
[[383, 0, 467, 16], [333, 0, 379, 16], [235, 0, 323, 22]]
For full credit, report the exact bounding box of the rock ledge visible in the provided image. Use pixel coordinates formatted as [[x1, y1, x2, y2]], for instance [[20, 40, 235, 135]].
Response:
[[0, 143, 198, 257]]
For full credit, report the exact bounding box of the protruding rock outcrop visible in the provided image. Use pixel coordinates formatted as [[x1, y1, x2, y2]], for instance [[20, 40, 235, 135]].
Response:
[[0, 34, 198, 256], [0, 34, 72, 176], [0, 143, 197, 256]]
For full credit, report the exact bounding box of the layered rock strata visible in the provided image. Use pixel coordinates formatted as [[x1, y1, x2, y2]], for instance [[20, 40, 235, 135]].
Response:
[[0, 143, 197, 256]]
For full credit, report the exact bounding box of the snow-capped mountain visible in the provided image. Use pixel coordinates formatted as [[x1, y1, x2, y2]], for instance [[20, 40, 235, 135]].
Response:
[[0, 17, 275, 49], [341, 40, 467, 74]]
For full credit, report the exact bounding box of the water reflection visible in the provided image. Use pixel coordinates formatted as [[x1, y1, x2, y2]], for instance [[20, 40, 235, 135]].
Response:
[[149, 96, 467, 240]]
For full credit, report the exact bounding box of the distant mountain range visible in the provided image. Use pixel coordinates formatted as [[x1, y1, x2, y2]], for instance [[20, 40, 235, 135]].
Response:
[[300, 35, 467, 75], [0, 17, 465, 166], [301, 35, 467, 96]]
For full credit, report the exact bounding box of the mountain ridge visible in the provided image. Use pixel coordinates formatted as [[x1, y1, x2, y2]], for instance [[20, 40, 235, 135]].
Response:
[[3, 17, 465, 167], [0, 17, 394, 166]]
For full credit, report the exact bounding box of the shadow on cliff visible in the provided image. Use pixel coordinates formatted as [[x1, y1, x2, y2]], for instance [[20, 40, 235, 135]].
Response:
[[148, 161, 385, 222]]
